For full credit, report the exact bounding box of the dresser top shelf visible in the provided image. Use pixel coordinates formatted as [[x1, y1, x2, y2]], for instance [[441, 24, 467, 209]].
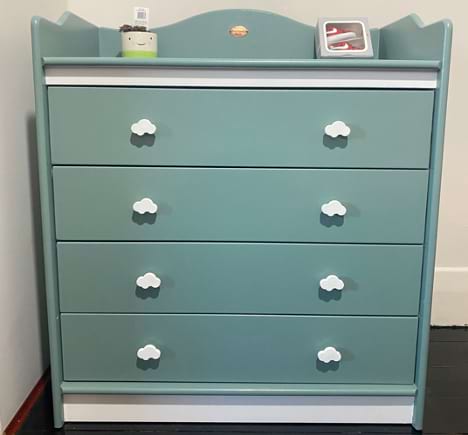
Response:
[[42, 57, 441, 70], [32, 10, 451, 89], [33, 10, 451, 62]]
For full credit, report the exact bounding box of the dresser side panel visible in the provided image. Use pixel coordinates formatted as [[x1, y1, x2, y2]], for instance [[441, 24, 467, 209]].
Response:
[[31, 16, 67, 428], [412, 19, 453, 430]]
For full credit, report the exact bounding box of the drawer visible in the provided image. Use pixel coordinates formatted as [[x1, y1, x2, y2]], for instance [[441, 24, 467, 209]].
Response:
[[53, 167, 428, 243], [48, 87, 433, 168], [58, 243, 423, 315], [61, 314, 418, 383]]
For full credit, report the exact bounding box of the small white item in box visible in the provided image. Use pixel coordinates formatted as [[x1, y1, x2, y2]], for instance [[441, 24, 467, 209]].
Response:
[[316, 17, 373, 58], [134, 6, 149, 28]]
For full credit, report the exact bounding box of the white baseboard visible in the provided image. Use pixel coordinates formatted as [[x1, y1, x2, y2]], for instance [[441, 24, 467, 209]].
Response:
[[431, 267, 468, 326], [63, 394, 414, 424]]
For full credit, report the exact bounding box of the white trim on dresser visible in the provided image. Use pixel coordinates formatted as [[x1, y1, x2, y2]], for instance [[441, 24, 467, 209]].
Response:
[[63, 394, 414, 423], [44, 66, 438, 89]]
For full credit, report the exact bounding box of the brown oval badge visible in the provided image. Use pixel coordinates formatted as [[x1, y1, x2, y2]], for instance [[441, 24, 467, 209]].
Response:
[[229, 25, 248, 38]]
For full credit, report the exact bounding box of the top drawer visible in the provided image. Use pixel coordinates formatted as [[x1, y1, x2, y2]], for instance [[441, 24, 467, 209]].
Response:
[[48, 87, 433, 168]]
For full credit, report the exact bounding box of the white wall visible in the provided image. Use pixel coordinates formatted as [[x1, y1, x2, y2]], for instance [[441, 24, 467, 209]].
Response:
[[0, 1, 66, 431], [66, 0, 468, 326]]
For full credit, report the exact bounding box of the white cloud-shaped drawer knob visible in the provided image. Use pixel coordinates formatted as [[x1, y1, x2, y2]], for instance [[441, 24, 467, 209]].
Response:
[[320, 274, 345, 292], [324, 120, 351, 138], [321, 200, 347, 217], [137, 344, 161, 361], [133, 198, 158, 215], [136, 272, 161, 289], [131, 119, 157, 136], [317, 346, 342, 363]]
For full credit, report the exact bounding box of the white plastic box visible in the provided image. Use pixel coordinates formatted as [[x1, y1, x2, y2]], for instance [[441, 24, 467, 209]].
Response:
[[316, 17, 374, 58]]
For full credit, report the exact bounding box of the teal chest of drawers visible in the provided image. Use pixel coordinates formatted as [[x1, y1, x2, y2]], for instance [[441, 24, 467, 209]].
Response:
[[31, 10, 452, 430]]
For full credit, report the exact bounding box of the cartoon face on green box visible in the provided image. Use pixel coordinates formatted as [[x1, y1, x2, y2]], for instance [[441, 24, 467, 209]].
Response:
[[121, 31, 157, 57]]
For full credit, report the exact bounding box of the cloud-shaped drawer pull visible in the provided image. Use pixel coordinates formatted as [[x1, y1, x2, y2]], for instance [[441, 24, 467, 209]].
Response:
[[320, 274, 344, 292], [136, 272, 161, 289], [137, 344, 161, 361], [324, 120, 351, 138], [317, 346, 342, 363], [131, 119, 157, 136], [133, 197, 158, 215], [321, 200, 347, 217]]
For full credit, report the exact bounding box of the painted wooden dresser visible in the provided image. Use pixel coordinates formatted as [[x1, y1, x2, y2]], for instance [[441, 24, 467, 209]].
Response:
[[31, 10, 452, 430]]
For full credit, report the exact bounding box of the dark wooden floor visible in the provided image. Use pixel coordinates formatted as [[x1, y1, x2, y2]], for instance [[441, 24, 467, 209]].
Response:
[[16, 327, 468, 434]]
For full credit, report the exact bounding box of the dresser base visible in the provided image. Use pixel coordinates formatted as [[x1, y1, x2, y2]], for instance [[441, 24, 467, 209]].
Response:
[[63, 394, 414, 424]]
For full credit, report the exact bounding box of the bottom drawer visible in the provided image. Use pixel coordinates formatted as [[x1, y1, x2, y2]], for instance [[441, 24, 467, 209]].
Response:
[[61, 314, 417, 384]]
